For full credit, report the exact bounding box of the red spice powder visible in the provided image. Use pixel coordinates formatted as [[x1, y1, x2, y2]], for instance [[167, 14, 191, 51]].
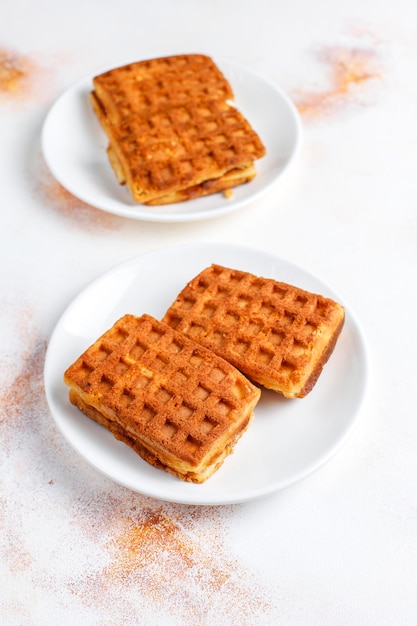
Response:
[[0, 47, 48, 103], [0, 49, 30, 93], [0, 305, 47, 437], [0, 338, 46, 427], [69, 496, 275, 624], [0, 304, 275, 624], [294, 45, 382, 119], [0, 305, 48, 573], [106, 509, 231, 589], [0, 302, 48, 464]]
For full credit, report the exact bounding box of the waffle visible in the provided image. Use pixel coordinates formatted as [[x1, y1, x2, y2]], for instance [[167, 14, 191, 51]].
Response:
[[143, 164, 255, 205], [162, 265, 345, 398], [92, 54, 234, 125], [63, 314, 261, 483], [90, 54, 266, 205], [105, 142, 256, 205]]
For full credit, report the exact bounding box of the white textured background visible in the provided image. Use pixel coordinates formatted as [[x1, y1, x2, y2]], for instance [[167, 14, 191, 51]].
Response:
[[1, 1, 417, 624]]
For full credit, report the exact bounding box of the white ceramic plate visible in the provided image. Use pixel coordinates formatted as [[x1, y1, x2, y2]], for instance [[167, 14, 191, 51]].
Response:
[[41, 59, 302, 222], [44, 243, 369, 505]]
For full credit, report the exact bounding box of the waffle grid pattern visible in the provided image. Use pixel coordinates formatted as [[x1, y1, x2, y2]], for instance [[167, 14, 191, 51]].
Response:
[[91, 53, 266, 203], [94, 54, 234, 123], [163, 265, 342, 389], [64, 314, 257, 462], [110, 100, 265, 196]]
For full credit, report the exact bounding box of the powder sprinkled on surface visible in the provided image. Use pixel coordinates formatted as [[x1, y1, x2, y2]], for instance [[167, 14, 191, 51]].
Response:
[[0, 336, 47, 432], [0, 303, 47, 441], [345, 20, 387, 46], [0, 47, 50, 103], [0, 49, 30, 94], [294, 45, 382, 119], [69, 501, 275, 625], [0, 302, 276, 625], [0, 302, 49, 590], [36, 158, 122, 231]]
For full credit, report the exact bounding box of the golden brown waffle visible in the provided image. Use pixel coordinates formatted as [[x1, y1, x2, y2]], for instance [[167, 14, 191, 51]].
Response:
[[64, 314, 261, 483], [144, 164, 256, 205], [103, 138, 256, 205], [92, 86, 259, 199], [92, 94, 265, 204], [90, 54, 266, 205], [92, 54, 234, 124], [162, 265, 345, 398]]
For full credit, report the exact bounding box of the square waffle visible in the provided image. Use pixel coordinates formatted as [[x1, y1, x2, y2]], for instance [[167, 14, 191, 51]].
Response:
[[93, 98, 256, 202], [90, 54, 266, 205], [162, 265, 345, 398], [92, 53, 235, 124], [64, 314, 261, 483]]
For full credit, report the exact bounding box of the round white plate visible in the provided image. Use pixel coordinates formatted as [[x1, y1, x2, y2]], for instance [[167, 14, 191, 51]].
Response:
[[41, 59, 302, 222], [44, 243, 369, 505]]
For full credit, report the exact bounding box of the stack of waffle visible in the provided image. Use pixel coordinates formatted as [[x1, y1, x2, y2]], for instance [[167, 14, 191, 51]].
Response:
[[64, 313, 261, 483], [64, 267, 345, 483], [90, 54, 266, 205]]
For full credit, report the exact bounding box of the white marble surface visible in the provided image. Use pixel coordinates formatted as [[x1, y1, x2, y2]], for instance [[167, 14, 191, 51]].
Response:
[[1, 1, 417, 624]]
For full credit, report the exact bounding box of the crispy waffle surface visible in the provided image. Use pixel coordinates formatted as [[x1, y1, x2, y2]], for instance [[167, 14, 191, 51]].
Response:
[[91, 95, 256, 204], [162, 265, 345, 399], [101, 100, 264, 204], [92, 54, 235, 125], [64, 314, 261, 483], [91, 54, 266, 205]]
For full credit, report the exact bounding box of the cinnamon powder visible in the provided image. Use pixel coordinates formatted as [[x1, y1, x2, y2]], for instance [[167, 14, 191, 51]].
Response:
[[36, 158, 122, 231], [0, 305, 275, 624], [294, 45, 382, 118], [0, 306, 46, 435], [0, 47, 48, 103], [0, 49, 30, 94], [70, 503, 274, 624]]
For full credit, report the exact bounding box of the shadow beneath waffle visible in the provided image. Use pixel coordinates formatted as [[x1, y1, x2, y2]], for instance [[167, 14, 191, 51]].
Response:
[[256, 387, 292, 410]]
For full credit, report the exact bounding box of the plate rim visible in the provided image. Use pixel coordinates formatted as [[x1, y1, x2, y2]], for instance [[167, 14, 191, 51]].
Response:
[[44, 242, 370, 505], [41, 57, 303, 223]]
